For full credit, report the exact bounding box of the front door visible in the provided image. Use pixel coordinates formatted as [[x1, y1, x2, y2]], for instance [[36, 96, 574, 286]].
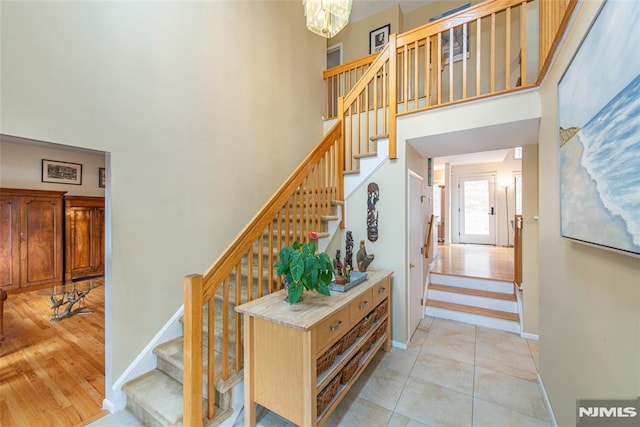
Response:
[[459, 174, 496, 245]]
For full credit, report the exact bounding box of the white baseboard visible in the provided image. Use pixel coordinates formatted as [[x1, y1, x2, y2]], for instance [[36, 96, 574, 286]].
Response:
[[537, 373, 557, 427], [521, 332, 539, 340], [391, 340, 408, 350], [105, 304, 185, 412]]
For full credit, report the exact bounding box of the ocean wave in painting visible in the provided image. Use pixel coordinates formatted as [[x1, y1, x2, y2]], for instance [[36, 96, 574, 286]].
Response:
[[560, 74, 640, 253]]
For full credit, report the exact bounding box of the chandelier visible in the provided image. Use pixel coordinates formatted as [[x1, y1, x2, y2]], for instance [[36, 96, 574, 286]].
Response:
[[302, 0, 353, 38]]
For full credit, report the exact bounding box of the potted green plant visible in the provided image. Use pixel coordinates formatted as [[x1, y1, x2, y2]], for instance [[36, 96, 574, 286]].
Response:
[[274, 241, 334, 304]]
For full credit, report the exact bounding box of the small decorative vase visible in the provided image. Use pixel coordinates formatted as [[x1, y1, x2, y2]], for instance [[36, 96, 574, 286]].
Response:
[[335, 275, 346, 285]]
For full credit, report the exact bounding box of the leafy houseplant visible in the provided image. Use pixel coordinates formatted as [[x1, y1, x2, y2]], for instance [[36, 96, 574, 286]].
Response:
[[274, 241, 334, 304]]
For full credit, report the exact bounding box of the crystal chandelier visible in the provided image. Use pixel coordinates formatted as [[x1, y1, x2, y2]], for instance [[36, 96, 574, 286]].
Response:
[[302, 0, 353, 38]]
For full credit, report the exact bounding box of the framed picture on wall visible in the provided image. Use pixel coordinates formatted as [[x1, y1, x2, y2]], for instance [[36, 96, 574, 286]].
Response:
[[430, 3, 470, 64], [99, 168, 106, 188], [41, 159, 82, 185], [370, 24, 390, 54], [557, 0, 640, 257]]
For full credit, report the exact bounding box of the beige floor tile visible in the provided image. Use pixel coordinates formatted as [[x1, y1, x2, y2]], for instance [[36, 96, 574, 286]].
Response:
[[387, 412, 429, 427], [476, 326, 531, 355], [410, 351, 475, 395], [474, 367, 550, 422], [378, 347, 419, 375], [527, 339, 540, 370], [475, 342, 537, 381], [357, 365, 409, 410], [421, 334, 476, 365], [418, 316, 435, 331], [395, 377, 473, 427], [408, 328, 429, 353], [324, 396, 392, 427], [428, 318, 477, 344], [473, 398, 552, 427]]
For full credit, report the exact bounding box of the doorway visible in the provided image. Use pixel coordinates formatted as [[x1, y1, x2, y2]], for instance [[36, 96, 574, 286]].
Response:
[[458, 174, 496, 245], [408, 170, 424, 339]]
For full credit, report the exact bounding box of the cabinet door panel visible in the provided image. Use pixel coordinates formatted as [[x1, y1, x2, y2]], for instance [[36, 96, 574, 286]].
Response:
[[93, 207, 105, 275], [70, 208, 93, 274], [0, 197, 21, 290], [22, 197, 63, 287]]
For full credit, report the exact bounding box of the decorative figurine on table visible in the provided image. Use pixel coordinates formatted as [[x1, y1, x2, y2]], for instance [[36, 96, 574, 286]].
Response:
[[334, 250, 346, 285], [344, 261, 351, 283], [357, 240, 375, 272], [345, 231, 354, 270]]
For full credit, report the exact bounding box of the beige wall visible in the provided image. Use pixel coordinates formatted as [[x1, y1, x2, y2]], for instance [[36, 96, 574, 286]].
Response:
[[342, 152, 409, 344], [328, 5, 401, 63], [538, 1, 640, 425], [0, 0, 326, 390], [402, 1, 482, 32], [1, 136, 106, 197], [521, 143, 539, 335]]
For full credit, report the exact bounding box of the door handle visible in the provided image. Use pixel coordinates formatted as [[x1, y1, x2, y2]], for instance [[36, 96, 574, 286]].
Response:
[[489, 207, 495, 215]]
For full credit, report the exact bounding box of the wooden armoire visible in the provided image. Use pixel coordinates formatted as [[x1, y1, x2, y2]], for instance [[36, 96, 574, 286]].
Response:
[[0, 188, 66, 291], [64, 196, 105, 282]]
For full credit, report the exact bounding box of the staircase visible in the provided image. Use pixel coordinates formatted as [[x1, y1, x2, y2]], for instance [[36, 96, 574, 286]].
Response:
[[98, 0, 578, 424], [425, 272, 520, 333], [115, 190, 342, 426]]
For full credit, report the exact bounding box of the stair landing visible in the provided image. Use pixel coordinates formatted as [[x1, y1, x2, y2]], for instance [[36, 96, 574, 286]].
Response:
[[432, 244, 514, 282], [427, 244, 519, 333]]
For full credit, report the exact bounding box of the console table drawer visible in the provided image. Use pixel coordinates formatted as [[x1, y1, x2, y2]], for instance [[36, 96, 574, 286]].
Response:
[[315, 305, 350, 353], [350, 288, 374, 324], [372, 278, 390, 305]]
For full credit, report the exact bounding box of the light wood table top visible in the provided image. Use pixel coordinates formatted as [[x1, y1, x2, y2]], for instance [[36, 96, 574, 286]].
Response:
[[235, 270, 392, 330]]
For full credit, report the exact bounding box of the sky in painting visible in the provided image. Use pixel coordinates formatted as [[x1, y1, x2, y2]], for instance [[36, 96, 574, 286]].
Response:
[[558, 0, 640, 129]]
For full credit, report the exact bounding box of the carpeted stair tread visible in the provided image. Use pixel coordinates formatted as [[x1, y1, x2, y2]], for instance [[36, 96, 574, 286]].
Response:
[[123, 370, 232, 427], [154, 337, 242, 394]]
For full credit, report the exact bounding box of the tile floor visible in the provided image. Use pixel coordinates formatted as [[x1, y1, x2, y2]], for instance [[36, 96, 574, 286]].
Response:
[[238, 317, 551, 427]]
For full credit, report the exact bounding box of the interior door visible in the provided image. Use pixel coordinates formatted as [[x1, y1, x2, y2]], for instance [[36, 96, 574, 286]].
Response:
[[408, 171, 424, 339], [459, 174, 496, 245]]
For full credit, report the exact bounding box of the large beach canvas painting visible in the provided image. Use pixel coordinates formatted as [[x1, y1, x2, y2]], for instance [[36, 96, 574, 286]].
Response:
[[558, 0, 640, 257]]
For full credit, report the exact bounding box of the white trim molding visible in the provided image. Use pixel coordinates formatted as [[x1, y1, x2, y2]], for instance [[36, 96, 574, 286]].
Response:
[[391, 340, 408, 350], [537, 374, 558, 427], [102, 305, 185, 412]]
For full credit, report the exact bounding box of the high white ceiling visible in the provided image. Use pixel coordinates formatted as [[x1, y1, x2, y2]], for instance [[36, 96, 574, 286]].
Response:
[[350, 0, 435, 23]]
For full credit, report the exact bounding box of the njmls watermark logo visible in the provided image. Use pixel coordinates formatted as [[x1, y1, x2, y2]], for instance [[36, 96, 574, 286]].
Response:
[[577, 398, 640, 426]]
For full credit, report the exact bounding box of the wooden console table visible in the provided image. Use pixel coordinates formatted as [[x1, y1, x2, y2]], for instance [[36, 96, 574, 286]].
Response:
[[236, 270, 392, 426]]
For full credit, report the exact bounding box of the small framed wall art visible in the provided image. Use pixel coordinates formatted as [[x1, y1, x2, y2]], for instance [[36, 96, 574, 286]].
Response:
[[99, 168, 106, 188], [41, 159, 82, 185], [370, 24, 390, 54]]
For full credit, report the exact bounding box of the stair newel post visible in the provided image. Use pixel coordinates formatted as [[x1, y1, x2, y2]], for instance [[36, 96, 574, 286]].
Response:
[[388, 33, 398, 160], [184, 274, 204, 427], [337, 97, 345, 228]]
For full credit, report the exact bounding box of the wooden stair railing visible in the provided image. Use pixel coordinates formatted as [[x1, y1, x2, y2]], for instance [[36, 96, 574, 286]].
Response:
[[425, 214, 435, 259], [183, 123, 343, 426], [514, 214, 523, 289], [328, 0, 578, 167]]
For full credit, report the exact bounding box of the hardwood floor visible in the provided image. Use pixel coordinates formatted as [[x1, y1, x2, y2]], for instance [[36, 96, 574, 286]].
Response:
[[0, 281, 105, 427], [432, 244, 514, 282]]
